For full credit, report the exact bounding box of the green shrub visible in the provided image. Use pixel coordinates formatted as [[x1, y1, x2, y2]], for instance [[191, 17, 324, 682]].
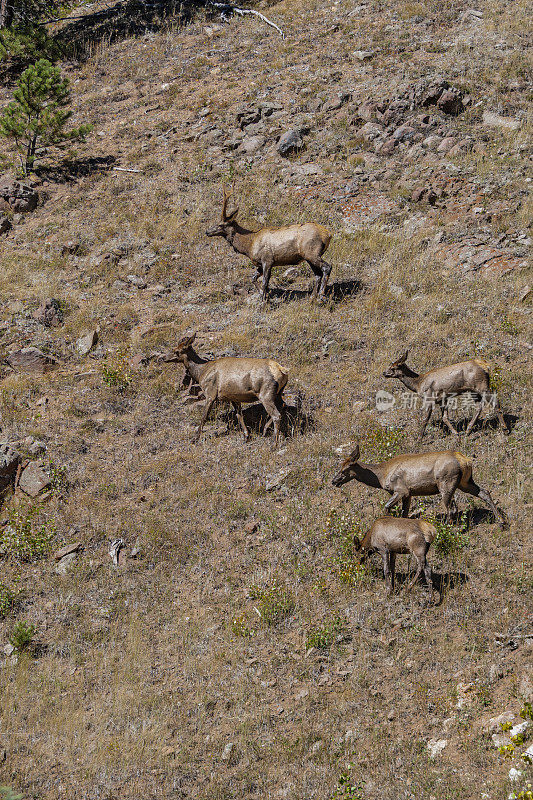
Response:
[[0, 505, 55, 561], [331, 765, 364, 799], [0, 581, 18, 618], [0, 787, 24, 800], [431, 514, 469, 560], [101, 354, 132, 390], [306, 615, 344, 650], [325, 510, 369, 586], [230, 612, 255, 638], [360, 418, 404, 461], [9, 620, 35, 652], [248, 581, 294, 625]]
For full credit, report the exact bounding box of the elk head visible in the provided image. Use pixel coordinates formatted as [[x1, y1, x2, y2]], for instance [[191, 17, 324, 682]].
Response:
[[205, 186, 240, 237], [331, 444, 361, 487], [174, 332, 197, 364], [383, 350, 409, 379]]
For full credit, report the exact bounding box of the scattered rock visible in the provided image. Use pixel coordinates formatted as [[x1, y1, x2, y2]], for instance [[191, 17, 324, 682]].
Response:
[[523, 743, 533, 763], [32, 298, 63, 328], [54, 542, 82, 561], [3, 643, 15, 657], [482, 111, 520, 130], [488, 663, 504, 683], [427, 738, 447, 758], [55, 551, 78, 574], [0, 444, 21, 488], [18, 462, 51, 498], [0, 181, 38, 213], [266, 469, 291, 491], [437, 137, 457, 153], [353, 49, 376, 61], [519, 671, 533, 703], [0, 215, 12, 235], [519, 286, 531, 303], [240, 135, 266, 154], [77, 330, 99, 356], [491, 732, 510, 748], [127, 274, 147, 289], [221, 742, 235, 762], [437, 90, 464, 115], [358, 122, 383, 141], [244, 520, 259, 535], [487, 710, 515, 734], [509, 767, 523, 782], [510, 721, 529, 738], [278, 128, 306, 156], [6, 347, 57, 373]]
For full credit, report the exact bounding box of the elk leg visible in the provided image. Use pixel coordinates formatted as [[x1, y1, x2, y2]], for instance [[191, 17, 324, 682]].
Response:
[[389, 552, 396, 593], [405, 559, 423, 593], [251, 265, 263, 291], [317, 258, 332, 298], [231, 401, 249, 441], [439, 484, 457, 523], [419, 404, 433, 440], [261, 261, 273, 301], [382, 552, 393, 595], [422, 556, 436, 602], [385, 490, 407, 514], [402, 496, 411, 517], [194, 395, 216, 442], [464, 398, 484, 436], [260, 391, 282, 448], [305, 259, 323, 299], [494, 396, 509, 433], [441, 402, 459, 436], [461, 480, 506, 527]]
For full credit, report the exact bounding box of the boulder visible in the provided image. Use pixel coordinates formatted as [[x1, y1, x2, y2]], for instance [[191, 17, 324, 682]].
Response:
[[32, 298, 63, 328], [240, 135, 266, 155], [6, 347, 57, 373], [278, 128, 306, 155], [18, 462, 51, 498], [76, 330, 98, 356], [0, 444, 21, 488], [0, 215, 12, 235], [0, 181, 38, 213]]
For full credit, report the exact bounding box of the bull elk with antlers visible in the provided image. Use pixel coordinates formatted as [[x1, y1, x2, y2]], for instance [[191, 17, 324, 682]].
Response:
[[173, 333, 288, 447], [332, 444, 506, 527], [206, 187, 333, 301], [383, 351, 508, 439]]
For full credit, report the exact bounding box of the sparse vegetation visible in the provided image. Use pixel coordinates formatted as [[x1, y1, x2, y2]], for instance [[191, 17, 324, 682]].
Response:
[[9, 620, 35, 652], [0, 505, 55, 561], [248, 581, 295, 625]]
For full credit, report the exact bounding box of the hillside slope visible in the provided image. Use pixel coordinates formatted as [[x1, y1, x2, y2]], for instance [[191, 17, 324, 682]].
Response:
[[0, 0, 532, 798]]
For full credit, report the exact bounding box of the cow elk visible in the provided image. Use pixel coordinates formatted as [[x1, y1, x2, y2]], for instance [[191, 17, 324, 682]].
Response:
[[383, 351, 508, 439], [206, 187, 333, 301], [356, 516, 437, 600], [173, 333, 288, 447], [332, 444, 506, 527]]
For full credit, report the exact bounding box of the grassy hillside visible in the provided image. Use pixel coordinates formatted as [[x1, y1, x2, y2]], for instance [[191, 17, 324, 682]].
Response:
[[0, 0, 531, 798]]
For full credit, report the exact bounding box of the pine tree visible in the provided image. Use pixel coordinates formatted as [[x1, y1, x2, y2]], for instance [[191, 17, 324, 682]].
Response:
[[0, 57, 92, 174]]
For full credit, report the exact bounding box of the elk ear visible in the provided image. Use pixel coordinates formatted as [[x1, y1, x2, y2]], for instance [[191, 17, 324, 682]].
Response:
[[353, 536, 362, 551], [178, 332, 196, 349], [397, 350, 408, 364], [349, 444, 360, 462], [226, 206, 239, 222]]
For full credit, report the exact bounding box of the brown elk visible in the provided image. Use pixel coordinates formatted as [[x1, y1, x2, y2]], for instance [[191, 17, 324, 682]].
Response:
[[205, 187, 333, 301], [173, 333, 288, 446], [332, 444, 506, 527], [383, 351, 508, 439], [356, 516, 437, 599]]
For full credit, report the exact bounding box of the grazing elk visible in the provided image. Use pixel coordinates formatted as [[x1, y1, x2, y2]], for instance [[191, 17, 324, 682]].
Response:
[[205, 187, 333, 301], [383, 351, 508, 439], [332, 444, 506, 527], [356, 516, 437, 600], [173, 333, 288, 446]]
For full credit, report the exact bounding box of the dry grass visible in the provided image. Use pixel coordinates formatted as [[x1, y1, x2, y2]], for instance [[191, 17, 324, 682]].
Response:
[[0, 0, 532, 798]]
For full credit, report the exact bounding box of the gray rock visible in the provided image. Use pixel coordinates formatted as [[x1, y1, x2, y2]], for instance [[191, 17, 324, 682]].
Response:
[[278, 129, 306, 156], [32, 298, 63, 328], [0, 181, 38, 213], [54, 542, 82, 561], [55, 551, 78, 574], [221, 742, 235, 762], [427, 738, 447, 758], [482, 111, 520, 130], [18, 462, 51, 498], [126, 274, 147, 289], [76, 330, 98, 356], [354, 49, 376, 60], [6, 347, 57, 373], [240, 135, 266, 154], [0, 444, 21, 487], [359, 122, 383, 141]]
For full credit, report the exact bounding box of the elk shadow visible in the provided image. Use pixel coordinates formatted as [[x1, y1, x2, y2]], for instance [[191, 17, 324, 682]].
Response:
[[269, 278, 364, 304], [35, 156, 116, 183], [220, 400, 315, 439], [390, 568, 468, 604], [454, 412, 517, 435]]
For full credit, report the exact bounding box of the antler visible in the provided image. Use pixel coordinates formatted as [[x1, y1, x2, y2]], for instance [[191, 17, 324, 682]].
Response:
[[221, 182, 239, 220], [221, 186, 230, 220]]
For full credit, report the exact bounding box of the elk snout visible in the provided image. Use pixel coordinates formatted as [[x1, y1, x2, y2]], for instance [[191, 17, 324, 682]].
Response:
[[332, 471, 348, 487], [382, 368, 396, 378], [205, 225, 222, 237]]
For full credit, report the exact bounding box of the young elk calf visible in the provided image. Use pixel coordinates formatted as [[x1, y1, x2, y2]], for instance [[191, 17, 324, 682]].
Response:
[[206, 187, 333, 301], [383, 351, 508, 438], [357, 516, 436, 599], [332, 445, 506, 527], [174, 334, 288, 446]]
